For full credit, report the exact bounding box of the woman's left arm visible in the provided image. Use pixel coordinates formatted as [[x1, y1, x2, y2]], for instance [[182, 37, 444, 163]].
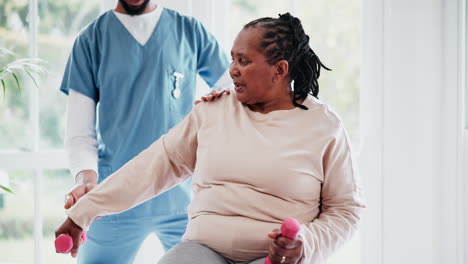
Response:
[[299, 123, 366, 264]]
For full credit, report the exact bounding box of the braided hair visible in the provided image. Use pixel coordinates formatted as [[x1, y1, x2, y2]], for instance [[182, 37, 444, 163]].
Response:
[[244, 13, 330, 110]]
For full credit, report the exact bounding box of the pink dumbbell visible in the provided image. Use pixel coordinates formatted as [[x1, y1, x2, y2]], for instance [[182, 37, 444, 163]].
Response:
[[265, 218, 301, 264], [55, 231, 87, 253]]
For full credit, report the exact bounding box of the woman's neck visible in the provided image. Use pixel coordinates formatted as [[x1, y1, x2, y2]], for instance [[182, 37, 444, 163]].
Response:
[[246, 92, 304, 114]]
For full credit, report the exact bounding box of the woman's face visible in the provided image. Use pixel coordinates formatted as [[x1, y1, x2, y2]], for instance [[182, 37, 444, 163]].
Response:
[[229, 28, 279, 105]]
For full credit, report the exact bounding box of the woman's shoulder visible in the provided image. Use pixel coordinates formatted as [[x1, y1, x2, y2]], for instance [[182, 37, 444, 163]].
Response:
[[302, 95, 344, 130]]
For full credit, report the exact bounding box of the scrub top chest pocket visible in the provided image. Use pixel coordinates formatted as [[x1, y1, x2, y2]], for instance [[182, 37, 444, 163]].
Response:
[[171, 71, 184, 99], [162, 43, 199, 117], [165, 63, 197, 118], [166, 61, 196, 102]]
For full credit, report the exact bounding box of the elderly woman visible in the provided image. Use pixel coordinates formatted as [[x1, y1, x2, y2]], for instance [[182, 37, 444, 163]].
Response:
[[56, 13, 365, 264]]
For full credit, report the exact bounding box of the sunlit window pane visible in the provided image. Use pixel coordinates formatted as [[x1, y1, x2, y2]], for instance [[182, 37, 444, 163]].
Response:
[[41, 169, 76, 264], [298, 0, 361, 147], [0, 170, 34, 263], [0, 1, 33, 151], [228, 0, 289, 45], [38, 0, 100, 149]]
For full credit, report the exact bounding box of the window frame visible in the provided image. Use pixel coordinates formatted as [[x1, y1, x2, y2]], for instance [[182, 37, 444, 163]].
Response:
[[447, 0, 467, 262], [0, 0, 87, 262], [441, 0, 467, 262], [463, 0, 468, 260]]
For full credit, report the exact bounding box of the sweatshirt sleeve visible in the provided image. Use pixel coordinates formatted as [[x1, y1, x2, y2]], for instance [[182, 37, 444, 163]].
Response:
[[298, 122, 366, 264], [66, 105, 201, 231]]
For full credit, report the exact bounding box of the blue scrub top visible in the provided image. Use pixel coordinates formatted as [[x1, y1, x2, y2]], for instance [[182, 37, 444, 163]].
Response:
[[60, 8, 230, 218]]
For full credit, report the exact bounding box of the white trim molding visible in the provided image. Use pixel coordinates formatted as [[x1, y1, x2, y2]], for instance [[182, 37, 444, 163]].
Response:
[[0, 151, 67, 169], [462, 0, 468, 260], [439, 0, 466, 263], [464, 130, 468, 263], [360, 0, 384, 263]]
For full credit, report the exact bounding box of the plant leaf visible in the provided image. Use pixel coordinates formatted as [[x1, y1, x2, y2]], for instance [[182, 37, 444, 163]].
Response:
[[24, 70, 39, 88], [0, 185, 13, 194], [11, 72, 21, 94], [1, 79, 5, 98], [0, 47, 14, 58], [0, 55, 47, 95]]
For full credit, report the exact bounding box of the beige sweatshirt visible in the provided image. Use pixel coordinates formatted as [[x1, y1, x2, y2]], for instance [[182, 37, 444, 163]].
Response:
[[66, 91, 365, 263]]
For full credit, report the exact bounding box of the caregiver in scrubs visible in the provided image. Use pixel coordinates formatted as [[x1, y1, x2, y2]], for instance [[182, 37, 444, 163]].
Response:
[[59, 0, 231, 262]]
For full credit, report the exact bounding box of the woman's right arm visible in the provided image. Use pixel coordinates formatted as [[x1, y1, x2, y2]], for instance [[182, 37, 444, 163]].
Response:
[[64, 104, 201, 231]]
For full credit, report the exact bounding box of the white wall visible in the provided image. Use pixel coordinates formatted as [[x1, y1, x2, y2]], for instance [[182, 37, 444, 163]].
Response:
[[360, 0, 466, 263]]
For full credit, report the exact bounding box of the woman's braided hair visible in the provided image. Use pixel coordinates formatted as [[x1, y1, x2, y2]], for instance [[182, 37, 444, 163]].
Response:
[[244, 13, 330, 110]]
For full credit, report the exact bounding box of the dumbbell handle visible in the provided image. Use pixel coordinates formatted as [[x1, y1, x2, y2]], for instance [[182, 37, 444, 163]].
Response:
[[55, 231, 87, 254], [264, 218, 301, 264]]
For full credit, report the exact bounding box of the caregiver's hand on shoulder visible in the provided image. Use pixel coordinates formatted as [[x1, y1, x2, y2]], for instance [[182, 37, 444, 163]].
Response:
[[194, 88, 230, 105], [55, 217, 84, 258], [64, 170, 98, 209], [267, 229, 304, 264]]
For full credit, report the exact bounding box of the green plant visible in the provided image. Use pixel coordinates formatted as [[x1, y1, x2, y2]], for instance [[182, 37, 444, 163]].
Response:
[[0, 47, 46, 97], [0, 185, 12, 193], [0, 47, 46, 194]]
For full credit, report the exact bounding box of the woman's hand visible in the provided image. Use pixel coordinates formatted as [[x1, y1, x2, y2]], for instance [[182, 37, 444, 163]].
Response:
[[194, 88, 230, 105], [55, 217, 84, 258], [267, 229, 304, 264]]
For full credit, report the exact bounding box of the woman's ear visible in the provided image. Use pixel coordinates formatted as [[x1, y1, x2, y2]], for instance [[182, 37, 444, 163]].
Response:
[[275, 60, 289, 80]]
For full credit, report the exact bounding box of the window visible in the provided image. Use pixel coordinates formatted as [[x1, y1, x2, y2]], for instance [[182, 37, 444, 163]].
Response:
[[0, 1, 100, 264], [0, 1, 32, 151], [297, 0, 361, 147], [0, 169, 75, 263], [38, 1, 100, 149], [0, 170, 35, 264]]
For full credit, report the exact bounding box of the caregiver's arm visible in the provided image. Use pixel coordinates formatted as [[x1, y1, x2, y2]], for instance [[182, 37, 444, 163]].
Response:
[[64, 89, 98, 209], [64, 103, 201, 231]]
